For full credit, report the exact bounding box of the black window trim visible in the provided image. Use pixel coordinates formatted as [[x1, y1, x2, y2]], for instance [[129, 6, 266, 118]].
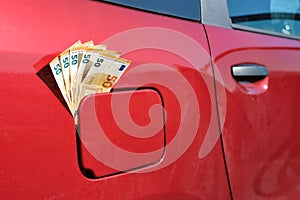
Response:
[[231, 13, 300, 23], [231, 23, 300, 41], [200, 0, 300, 40]]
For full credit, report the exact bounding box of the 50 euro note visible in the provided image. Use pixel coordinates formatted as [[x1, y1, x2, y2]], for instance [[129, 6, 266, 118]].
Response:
[[50, 41, 82, 111], [69, 41, 98, 90], [72, 48, 120, 114], [59, 41, 81, 108], [75, 55, 131, 114], [69, 41, 100, 113], [48, 40, 131, 120], [49, 55, 71, 111]]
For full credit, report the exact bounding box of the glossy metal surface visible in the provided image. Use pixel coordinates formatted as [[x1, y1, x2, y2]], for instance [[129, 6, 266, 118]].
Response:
[[206, 25, 300, 199], [78, 89, 165, 178], [0, 0, 230, 199]]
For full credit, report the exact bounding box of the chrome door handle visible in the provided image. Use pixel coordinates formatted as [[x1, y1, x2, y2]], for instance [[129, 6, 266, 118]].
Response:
[[231, 64, 268, 82]]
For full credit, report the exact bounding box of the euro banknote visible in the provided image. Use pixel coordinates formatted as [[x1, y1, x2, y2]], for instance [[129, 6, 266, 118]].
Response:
[[49, 40, 131, 116]]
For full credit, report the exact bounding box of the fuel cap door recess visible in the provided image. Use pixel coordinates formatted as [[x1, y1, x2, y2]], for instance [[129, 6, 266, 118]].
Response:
[[77, 88, 165, 178]]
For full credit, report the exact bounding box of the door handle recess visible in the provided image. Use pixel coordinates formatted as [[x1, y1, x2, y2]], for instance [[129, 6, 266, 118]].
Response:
[[231, 65, 268, 82]]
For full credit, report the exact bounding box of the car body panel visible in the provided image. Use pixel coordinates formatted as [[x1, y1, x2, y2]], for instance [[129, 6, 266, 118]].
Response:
[[205, 24, 300, 199], [77, 88, 166, 178], [0, 0, 231, 199]]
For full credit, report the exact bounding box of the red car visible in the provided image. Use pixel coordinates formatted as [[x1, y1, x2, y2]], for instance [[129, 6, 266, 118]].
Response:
[[1, 0, 300, 199]]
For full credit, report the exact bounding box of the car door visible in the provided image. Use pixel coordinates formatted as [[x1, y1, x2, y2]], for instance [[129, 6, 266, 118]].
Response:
[[0, 0, 232, 199], [74, 0, 231, 199], [202, 0, 300, 199]]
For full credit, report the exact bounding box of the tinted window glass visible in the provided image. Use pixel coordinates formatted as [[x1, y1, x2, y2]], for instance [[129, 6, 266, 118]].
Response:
[[102, 0, 200, 21], [227, 0, 300, 37]]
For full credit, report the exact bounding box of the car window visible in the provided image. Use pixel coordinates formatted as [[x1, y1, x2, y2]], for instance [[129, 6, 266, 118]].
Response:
[[102, 0, 200, 21], [227, 0, 300, 38]]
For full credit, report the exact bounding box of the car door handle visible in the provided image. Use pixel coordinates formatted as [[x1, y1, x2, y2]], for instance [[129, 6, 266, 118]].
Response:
[[231, 64, 268, 82]]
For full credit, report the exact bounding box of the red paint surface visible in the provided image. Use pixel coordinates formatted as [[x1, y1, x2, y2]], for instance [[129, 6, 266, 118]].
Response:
[[0, 0, 230, 199], [206, 25, 300, 199], [78, 89, 165, 177]]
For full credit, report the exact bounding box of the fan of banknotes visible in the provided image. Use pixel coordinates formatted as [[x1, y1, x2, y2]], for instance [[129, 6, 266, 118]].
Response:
[[49, 40, 131, 116]]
